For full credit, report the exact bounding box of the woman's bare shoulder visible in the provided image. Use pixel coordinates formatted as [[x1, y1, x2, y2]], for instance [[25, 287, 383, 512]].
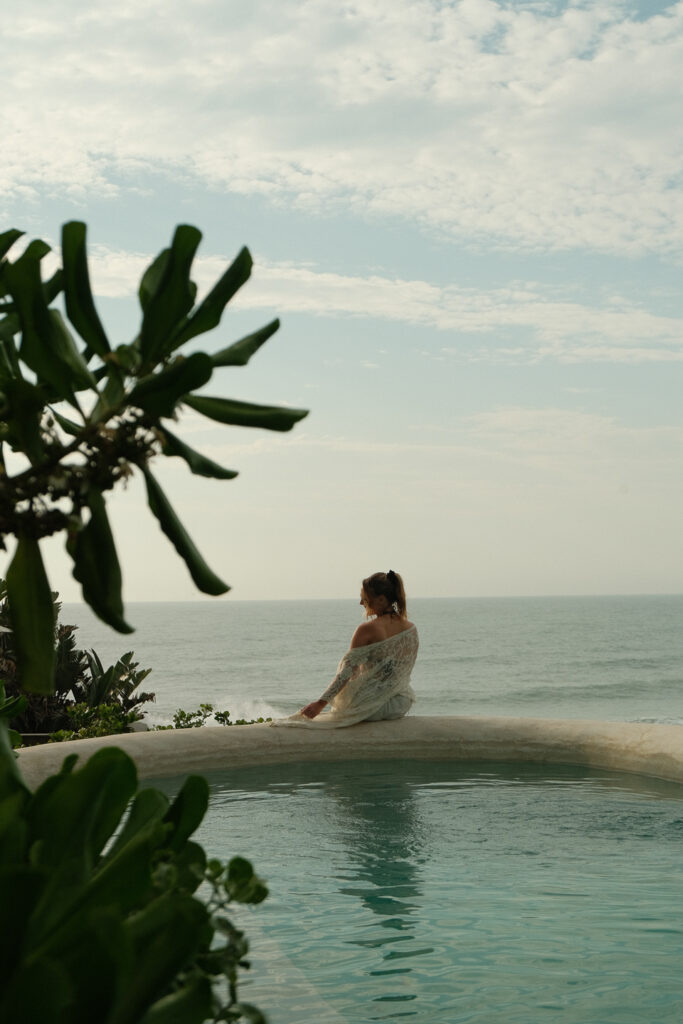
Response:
[[350, 621, 381, 649]]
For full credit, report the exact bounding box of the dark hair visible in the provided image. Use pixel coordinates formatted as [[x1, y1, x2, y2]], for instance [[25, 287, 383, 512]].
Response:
[[362, 570, 407, 617]]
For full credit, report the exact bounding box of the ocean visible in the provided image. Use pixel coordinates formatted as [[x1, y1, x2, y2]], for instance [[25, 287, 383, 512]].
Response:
[[60, 595, 683, 727]]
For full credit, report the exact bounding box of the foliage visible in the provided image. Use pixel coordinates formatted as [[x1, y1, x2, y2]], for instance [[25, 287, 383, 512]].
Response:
[[48, 703, 140, 743], [0, 684, 26, 749], [0, 579, 154, 737], [155, 704, 272, 730], [0, 741, 268, 1024], [0, 222, 308, 695]]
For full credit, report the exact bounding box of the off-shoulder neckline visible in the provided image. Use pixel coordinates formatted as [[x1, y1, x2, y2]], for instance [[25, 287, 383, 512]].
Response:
[[350, 623, 417, 654]]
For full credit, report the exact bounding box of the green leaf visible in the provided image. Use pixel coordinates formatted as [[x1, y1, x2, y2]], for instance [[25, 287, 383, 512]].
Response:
[[0, 957, 72, 1024], [184, 394, 309, 432], [114, 343, 142, 374], [139, 249, 169, 312], [61, 222, 111, 358], [0, 228, 23, 260], [0, 720, 30, 800], [225, 856, 268, 905], [162, 775, 209, 852], [128, 352, 212, 419], [111, 893, 208, 1024], [142, 467, 229, 595], [169, 246, 252, 351], [29, 747, 138, 872], [1, 378, 47, 465], [211, 318, 279, 367], [107, 788, 169, 859], [6, 537, 55, 694], [0, 319, 22, 377], [4, 245, 94, 407], [67, 488, 133, 634], [139, 226, 202, 365], [159, 426, 238, 480], [50, 407, 82, 437], [43, 268, 64, 306], [48, 309, 98, 392], [137, 976, 213, 1024], [90, 364, 126, 424]]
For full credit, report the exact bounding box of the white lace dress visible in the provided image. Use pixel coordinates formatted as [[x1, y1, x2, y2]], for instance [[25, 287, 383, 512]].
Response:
[[270, 625, 419, 729]]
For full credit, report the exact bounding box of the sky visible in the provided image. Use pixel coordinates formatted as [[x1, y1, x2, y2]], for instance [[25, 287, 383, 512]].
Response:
[[2, 0, 683, 603]]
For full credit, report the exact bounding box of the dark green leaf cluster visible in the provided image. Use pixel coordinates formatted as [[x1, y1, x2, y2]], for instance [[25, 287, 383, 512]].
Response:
[[0, 580, 155, 739], [0, 742, 268, 1024], [0, 223, 308, 694], [48, 703, 139, 743]]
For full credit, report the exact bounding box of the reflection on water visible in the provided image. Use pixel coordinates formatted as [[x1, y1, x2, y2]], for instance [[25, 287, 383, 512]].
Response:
[[153, 760, 683, 1024], [324, 769, 430, 1018]]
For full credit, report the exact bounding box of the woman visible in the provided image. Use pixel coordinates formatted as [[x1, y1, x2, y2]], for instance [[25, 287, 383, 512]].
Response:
[[271, 570, 418, 728]]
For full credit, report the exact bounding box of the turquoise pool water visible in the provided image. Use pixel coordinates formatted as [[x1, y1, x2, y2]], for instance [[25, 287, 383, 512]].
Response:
[[157, 761, 683, 1023]]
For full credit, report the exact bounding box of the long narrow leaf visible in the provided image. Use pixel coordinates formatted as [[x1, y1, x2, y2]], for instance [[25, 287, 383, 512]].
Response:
[[169, 246, 252, 351], [138, 250, 169, 312], [61, 222, 110, 358], [184, 393, 308, 432], [50, 408, 83, 437], [48, 310, 97, 391], [67, 489, 133, 634], [5, 247, 91, 407], [128, 352, 212, 419], [211, 318, 279, 367], [142, 467, 229, 595], [0, 228, 23, 260], [6, 538, 56, 695], [90, 364, 126, 424], [43, 268, 64, 306], [2, 379, 46, 465], [139, 226, 202, 365], [158, 426, 238, 480]]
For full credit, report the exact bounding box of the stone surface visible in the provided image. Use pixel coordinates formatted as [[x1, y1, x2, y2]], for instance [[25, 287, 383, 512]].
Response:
[[16, 715, 683, 788]]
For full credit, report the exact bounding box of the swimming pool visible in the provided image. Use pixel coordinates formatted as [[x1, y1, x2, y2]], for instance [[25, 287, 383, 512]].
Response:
[[154, 759, 683, 1023]]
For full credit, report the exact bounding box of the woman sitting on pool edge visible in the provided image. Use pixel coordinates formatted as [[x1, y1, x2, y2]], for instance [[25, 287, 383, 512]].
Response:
[[271, 571, 418, 729]]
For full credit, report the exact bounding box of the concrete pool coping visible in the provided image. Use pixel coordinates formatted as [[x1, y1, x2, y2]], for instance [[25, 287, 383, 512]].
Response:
[[16, 714, 683, 788]]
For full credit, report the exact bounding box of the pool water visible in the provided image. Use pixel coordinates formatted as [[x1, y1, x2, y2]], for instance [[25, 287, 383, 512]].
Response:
[[157, 761, 683, 1023]]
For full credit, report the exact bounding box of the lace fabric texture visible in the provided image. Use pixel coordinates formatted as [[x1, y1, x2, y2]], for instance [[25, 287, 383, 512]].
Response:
[[270, 625, 419, 729]]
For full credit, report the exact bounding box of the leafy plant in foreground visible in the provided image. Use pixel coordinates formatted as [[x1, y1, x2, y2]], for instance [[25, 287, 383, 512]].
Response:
[[0, 222, 308, 695], [0, 739, 268, 1024]]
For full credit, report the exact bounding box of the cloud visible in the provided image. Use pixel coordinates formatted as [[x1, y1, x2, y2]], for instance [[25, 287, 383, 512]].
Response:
[[2, 0, 683, 255], [77, 243, 683, 364]]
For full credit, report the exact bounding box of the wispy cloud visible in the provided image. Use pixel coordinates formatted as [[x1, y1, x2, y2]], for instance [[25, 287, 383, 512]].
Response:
[[3, 0, 683, 255], [77, 243, 683, 364]]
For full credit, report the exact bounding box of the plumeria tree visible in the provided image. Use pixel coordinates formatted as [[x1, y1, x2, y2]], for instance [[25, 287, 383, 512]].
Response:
[[0, 222, 307, 695]]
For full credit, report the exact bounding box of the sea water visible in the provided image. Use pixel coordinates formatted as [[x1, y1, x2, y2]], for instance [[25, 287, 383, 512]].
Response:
[[61, 595, 683, 726]]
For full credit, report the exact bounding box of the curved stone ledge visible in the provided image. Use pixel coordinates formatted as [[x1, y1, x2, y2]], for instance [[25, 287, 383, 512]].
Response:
[[15, 715, 683, 789]]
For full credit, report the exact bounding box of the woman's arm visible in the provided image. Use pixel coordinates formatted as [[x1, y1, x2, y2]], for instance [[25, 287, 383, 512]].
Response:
[[298, 626, 372, 718]]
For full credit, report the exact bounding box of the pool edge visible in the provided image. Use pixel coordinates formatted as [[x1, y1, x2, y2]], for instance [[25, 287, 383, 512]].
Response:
[[15, 715, 683, 788]]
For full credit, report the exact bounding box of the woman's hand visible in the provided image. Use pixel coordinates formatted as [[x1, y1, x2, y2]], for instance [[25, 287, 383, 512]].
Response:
[[300, 699, 326, 719]]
